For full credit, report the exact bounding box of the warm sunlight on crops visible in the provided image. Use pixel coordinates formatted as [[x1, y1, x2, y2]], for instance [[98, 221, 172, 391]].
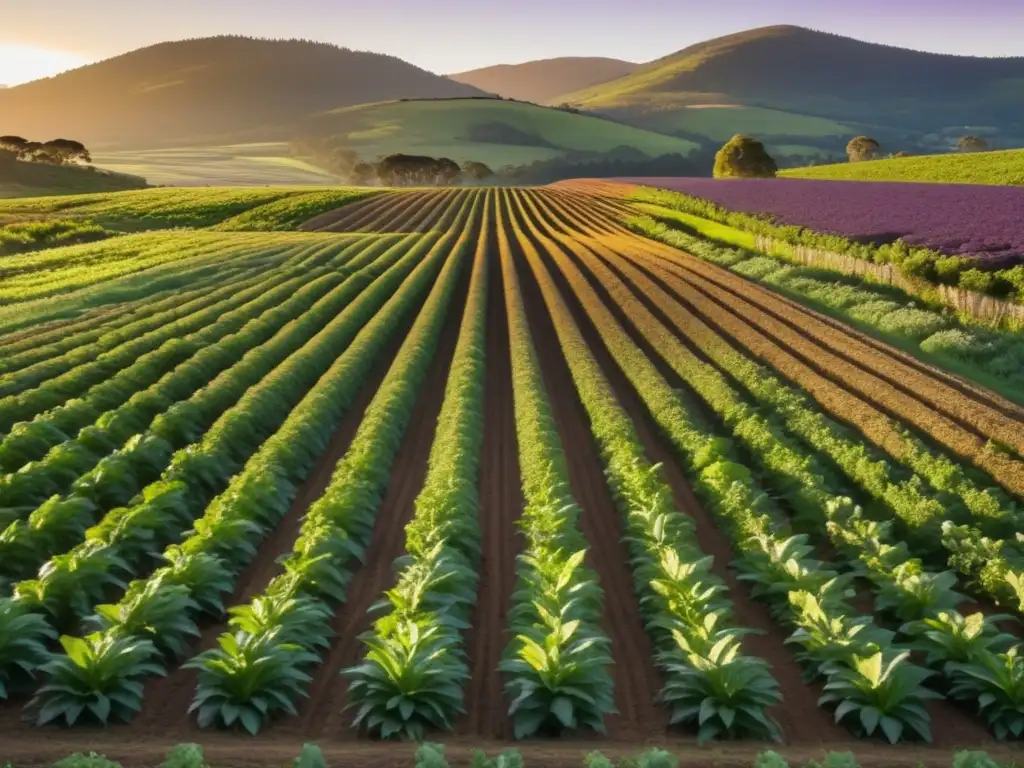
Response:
[[0, 43, 88, 86]]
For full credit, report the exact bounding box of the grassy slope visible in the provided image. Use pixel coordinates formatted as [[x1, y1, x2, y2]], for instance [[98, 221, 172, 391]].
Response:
[[0, 161, 149, 199], [561, 25, 1024, 147], [308, 98, 700, 167], [0, 36, 485, 148], [782, 149, 1024, 185], [448, 57, 637, 104], [93, 143, 340, 186], [631, 104, 852, 140]]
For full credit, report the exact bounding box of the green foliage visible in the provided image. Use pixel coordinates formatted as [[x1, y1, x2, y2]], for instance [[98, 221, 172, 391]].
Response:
[[783, 148, 1024, 185], [293, 743, 327, 768], [714, 135, 778, 178], [0, 219, 112, 256], [953, 751, 1004, 768], [0, 599, 56, 698], [626, 213, 1024, 400], [51, 753, 122, 768], [215, 189, 377, 231], [162, 744, 207, 768], [820, 650, 938, 742], [753, 752, 791, 768], [186, 630, 317, 734], [414, 743, 450, 768], [30, 633, 164, 726]]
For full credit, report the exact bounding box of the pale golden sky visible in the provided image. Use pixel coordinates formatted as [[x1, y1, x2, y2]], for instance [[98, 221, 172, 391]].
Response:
[[3, 0, 1023, 86]]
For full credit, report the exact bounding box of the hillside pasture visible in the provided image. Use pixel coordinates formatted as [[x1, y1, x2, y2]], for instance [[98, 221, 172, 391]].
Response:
[[782, 148, 1024, 185]]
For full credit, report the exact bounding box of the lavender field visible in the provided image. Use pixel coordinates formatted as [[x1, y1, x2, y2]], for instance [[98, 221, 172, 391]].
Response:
[[623, 177, 1024, 268]]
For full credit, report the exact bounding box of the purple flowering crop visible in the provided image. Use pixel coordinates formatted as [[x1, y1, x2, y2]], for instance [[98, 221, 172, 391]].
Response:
[[619, 177, 1024, 268]]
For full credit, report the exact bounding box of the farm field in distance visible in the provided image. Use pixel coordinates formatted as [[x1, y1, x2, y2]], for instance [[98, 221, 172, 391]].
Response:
[[2, 183, 1024, 768]]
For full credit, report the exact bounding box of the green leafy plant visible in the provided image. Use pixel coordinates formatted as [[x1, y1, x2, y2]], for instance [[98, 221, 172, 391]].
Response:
[[414, 742, 450, 768], [471, 749, 524, 768], [660, 630, 782, 743], [902, 611, 1017, 666], [162, 743, 207, 768], [753, 752, 790, 768], [30, 633, 164, 725], [0, 599, 56, 698], [948, 647, 1024, 739], [92, 577, 201, 660], [952, 751, 1004, 768], [819, 650, 938, 742], [186, 629, 317, 734], [347, 621, 468, 739], [51, 753, 123, 768], [293, 743, 327, 768]]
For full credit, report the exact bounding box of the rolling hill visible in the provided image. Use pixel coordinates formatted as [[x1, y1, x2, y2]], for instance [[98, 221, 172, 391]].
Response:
[[0, 36, 486, 149], [560, 26, 1024, 147], [0, 159, 148, 198], [302, 97, 700, 168], [782, 148, 1024, 185], [448, 57, 637, 104]]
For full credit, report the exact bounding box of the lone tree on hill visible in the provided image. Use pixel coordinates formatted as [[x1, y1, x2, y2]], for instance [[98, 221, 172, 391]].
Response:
[[957, 135, 989, 153], [713, 135, 777, 178], [846, 136, 880, 162]]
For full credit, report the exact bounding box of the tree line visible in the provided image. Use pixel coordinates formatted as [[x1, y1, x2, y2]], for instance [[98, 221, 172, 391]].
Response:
[[0, 136, 92, 166], [713, 132, 994, 178]]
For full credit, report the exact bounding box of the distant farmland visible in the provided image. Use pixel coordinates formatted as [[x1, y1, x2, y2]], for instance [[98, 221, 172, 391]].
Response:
[[0, 184, 1023, 767]]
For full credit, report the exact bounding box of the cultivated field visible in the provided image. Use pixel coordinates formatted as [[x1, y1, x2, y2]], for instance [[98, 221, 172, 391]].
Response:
[[782, 149, 1024, 186], [1, 186, 1024, 767]]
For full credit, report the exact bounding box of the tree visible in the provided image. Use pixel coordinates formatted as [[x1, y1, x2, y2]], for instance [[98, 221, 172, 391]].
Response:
[[0, 135, 29, 158], [461, 160, 494, 183], [43, 138, 92, 164], [957, 135, 989, 153], [431, 157, 461, 186], [713, 135, 777, 179], [349, 162, 376, 186], [846, 136, 880, 162]]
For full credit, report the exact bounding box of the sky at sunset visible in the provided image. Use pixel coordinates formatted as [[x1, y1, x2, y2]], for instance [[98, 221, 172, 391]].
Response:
[[2, 0, 1023, 85]]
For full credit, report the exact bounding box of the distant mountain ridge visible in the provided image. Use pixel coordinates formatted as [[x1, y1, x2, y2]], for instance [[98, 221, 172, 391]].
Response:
[[560, 26, 1024, 141], [0, 36, 486, 148], [449, 57, 637, 104]]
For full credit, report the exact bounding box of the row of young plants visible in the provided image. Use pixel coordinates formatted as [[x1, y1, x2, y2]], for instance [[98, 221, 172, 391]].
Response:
[[0, 231, 283, 320], [513, 191, 784, 742], [575, 207, 1024, 737], [0, 232, 436, 705], [184, 197, 479, 734], [343, 195, 492, 739], [0, 237, 367, 484], [0, 237, 402, 589], [0, 247, 252, 375], [0, 246, 376, 584], [493, 192, 616, 739], [541, 201, 1024, 738], [612, 256, 985, 558], [634, 245, 1024, 541], [526, 195, 939, 743], [20, 207, 469, 729], [0, 262, 338, 476], [0, 253, 294, 424]]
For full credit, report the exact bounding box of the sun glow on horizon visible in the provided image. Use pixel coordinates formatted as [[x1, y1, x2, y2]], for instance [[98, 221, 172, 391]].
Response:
[[0, 44, 90, 87]]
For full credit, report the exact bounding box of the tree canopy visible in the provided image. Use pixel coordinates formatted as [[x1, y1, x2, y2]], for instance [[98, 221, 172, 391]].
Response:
[[0, 135, 91, 164], [957, 135, 989, 153], [846, 136, 881, 162], [713, 135, 777, 179]]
